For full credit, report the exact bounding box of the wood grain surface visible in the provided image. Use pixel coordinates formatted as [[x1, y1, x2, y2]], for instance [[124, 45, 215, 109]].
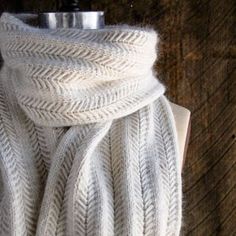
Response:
[[0, 0, 235, 235]]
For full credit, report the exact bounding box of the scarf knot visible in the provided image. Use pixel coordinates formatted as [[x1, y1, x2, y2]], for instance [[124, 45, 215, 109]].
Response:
[[0, 12, 165, 126]]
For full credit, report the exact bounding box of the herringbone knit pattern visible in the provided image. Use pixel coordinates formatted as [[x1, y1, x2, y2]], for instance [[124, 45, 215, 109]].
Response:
[[0, 12, 182, 236]]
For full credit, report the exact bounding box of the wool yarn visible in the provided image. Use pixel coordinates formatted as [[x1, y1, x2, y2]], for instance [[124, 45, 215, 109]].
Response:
[[0, 12, 182, 236]]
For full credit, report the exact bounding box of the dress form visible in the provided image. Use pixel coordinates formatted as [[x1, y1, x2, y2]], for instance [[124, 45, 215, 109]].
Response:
[[38, 1, 191, 170], [170, 103, 191, 169]]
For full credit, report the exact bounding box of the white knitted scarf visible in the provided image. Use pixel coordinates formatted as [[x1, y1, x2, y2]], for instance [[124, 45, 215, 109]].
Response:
[[0, 12, 182, 236]]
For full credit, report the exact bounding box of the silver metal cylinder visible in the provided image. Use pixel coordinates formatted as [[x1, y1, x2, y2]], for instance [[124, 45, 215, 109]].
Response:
[[38, 11, 105, 29]]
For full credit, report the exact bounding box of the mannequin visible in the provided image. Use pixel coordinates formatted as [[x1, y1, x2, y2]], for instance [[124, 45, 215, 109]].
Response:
[[38, 1, 191, 169], [170, 103, 191, 169]]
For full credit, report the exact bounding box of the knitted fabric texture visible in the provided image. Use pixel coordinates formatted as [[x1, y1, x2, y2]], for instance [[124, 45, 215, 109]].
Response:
[[0, 12, 182, 236]]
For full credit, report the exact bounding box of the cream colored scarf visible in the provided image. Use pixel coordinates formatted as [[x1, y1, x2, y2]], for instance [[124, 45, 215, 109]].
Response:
[[0, 12, 182, 236]]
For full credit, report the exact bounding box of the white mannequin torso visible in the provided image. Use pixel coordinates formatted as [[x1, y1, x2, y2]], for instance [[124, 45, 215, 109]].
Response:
[[169, 103, 191, 170]]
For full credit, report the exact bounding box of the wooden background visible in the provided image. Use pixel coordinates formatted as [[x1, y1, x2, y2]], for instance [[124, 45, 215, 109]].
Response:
[[0, 0, 235, 235]]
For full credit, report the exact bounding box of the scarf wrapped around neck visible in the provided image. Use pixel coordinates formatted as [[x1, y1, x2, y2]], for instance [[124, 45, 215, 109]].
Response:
[[0, 12, 182, 236]]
